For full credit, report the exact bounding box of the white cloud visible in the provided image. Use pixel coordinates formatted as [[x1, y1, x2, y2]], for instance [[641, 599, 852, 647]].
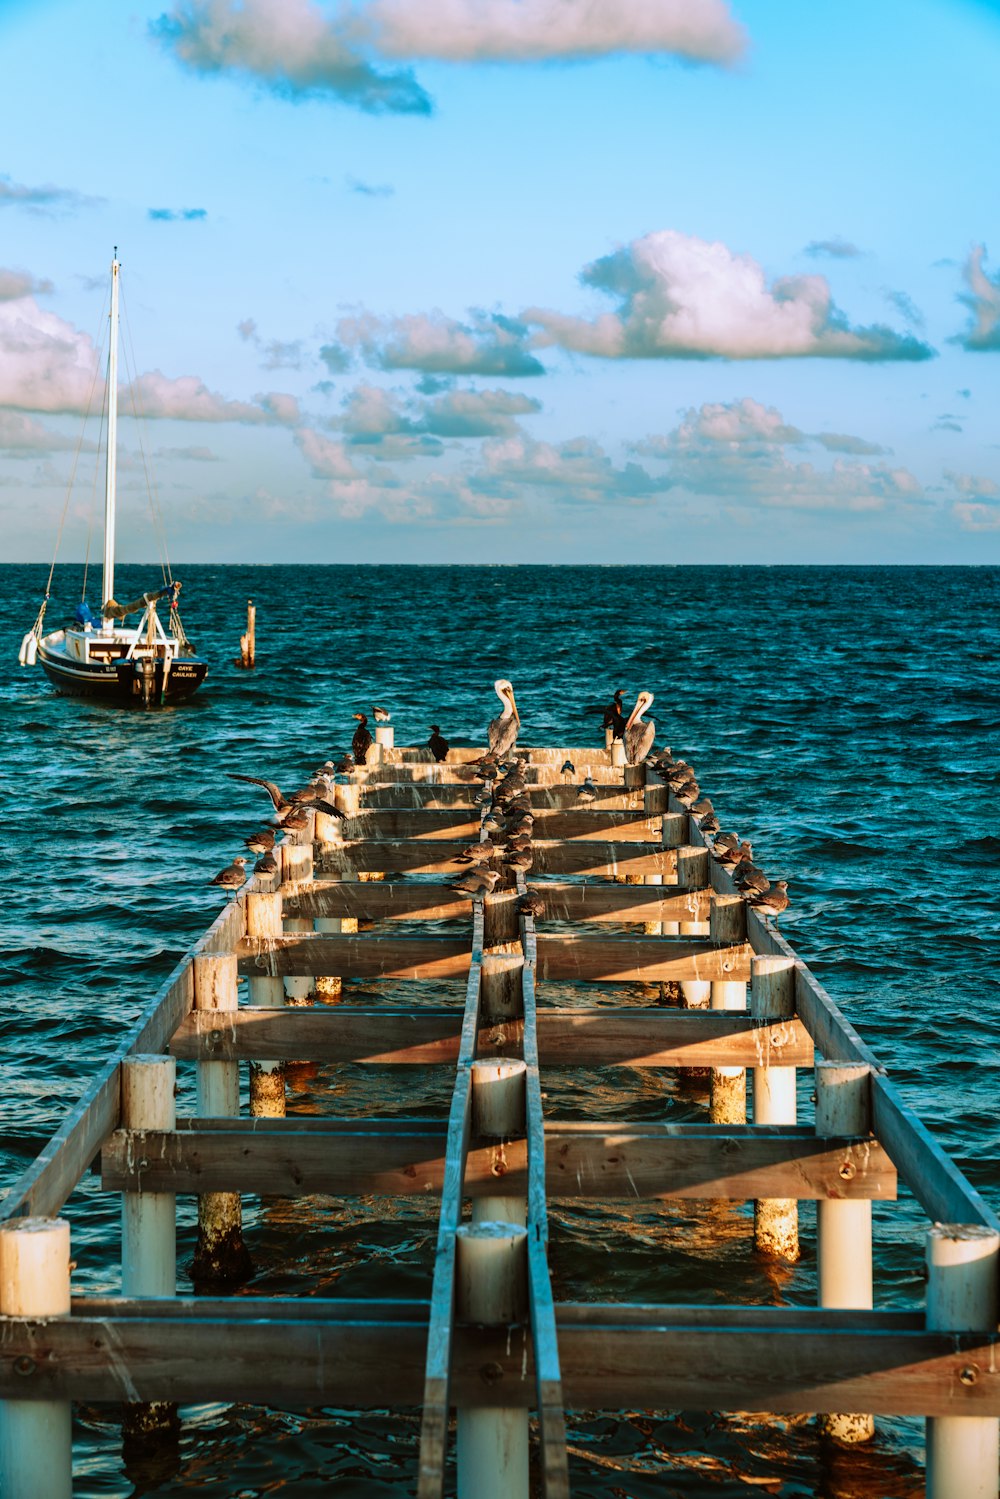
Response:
[[0, 175, 100, 216], [367, 0, 746, 64], [154, 0, 431, 113], [330, 310, 545, 376], [955, 245, 1000, 351], [0, 411, 77, 453], [0, 268, 54, 302], [525, 231, 935, 361], [337, 381, 540, 445], [944, 470, 1000, 499], [126, 372, 300, 425], [953, 502, 1000, 531], [0, 296, 101, 413], [639, 396, 921, 513], [475, 433, 668, 505]]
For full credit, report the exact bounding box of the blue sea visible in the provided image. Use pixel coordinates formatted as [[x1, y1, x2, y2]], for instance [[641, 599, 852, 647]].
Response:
[[1, 562, 998, 1497]]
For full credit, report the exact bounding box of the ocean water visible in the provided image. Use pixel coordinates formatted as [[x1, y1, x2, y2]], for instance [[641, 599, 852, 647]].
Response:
[[1, 562, 998, 1498]]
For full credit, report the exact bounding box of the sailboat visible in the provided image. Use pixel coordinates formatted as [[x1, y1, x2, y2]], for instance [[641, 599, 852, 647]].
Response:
[[19, 252, 208, 708]]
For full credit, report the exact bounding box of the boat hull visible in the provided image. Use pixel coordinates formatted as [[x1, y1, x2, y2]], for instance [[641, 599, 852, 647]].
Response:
[[38, 640, 208, 707]]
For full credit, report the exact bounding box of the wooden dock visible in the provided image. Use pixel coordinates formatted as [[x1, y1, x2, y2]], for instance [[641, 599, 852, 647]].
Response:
[[1, 731, 998, 1498]]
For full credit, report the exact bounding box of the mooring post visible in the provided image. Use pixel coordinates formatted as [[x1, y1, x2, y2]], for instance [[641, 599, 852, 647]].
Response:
[[610, 739, 626, 769], [375, 721, 394, 763], [471, 1059, 528, 1227], [121, 1055, 179, 1445], [750, 955, 799, 1260], [281, 832, 315, 1005], [481, 889, 524, 1025], [709, 895, 747, 1124], [455, 1222, 530, 1499], [313, 807, 351, 1000], [815, 1062, 875, 1444], [0, 1216, 73, 1499], [191, 953, 252, 1286], [678, 845, 711, 1007], [237, 599, 255, 669], [925, 1224, 1000, 1499], [245, 890, 286, 1117], [659, 813, 687, 937]]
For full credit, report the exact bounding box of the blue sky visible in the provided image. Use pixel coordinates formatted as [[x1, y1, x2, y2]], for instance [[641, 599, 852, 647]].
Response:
[[1, 0, 999, 563]]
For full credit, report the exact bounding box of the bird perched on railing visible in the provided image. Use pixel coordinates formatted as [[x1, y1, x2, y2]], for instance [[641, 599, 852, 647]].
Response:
[[254, 851, 278, 876], [352, 712, 374, 765], [599, 688, 627, 740], [244, 828, 276, 854], [372, 705, 391, 723], [716, 840, 753, 870], [488, 679, 519, 760], [561, 759, 575, 779], [623, 691, 655, 765], [518, 892, 545, 918], [335, 753, 355, 775], [229, 772, 343, 819], [700, 813, 721, 836], [427, 725, 449, 762], [736, 866, 770, 898], [452, 867, 501, 897], [691, 798, 714, 819], [455, 840, 499, 865], [209, 855, 247, 895], [748, 881, 790, 926], [504, 848, 534, 871], [577, 774, 597, 806]]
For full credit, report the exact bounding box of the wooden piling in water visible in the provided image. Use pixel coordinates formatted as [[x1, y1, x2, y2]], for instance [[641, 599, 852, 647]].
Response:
[[925, 1224, 1000, 1498], [0, 1217, 72, 1499], [750, 955, 800, 1261], [245, 891, 286, 1118], [190, 953, 252, 1286]]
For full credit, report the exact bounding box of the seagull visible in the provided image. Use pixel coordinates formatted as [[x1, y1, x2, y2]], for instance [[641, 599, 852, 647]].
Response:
[[623, 690, 655, 766], [279, 808, 310, 833], [517, 892, 545, 918], [452, 867, 501, 896], [456, 840, 499, 865], [229, 774, 289, 812], [700, 814, 720, 836], [503, 848, 534, 871], [716, 840, 753, 870], [577, 776, 597, 806], [254, 851, 278, 876], [352, 713, 374, 765], [713, 833, 740, 854], [427, 725, 449, 762], [372, 705, 391, 722], [748, 881, 790, 926], [737, 868, 770, 898], [488, 679, 520, 760], [209, 856, 248, 894], [335, 753, 355, 775], [691, 799, 714, 818], [244, 829, 276, 854], [561, 759, 575, 778]]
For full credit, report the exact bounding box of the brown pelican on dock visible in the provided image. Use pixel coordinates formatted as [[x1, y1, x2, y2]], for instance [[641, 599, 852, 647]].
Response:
[[352, 712, 374, 765], [427, 725, 449, 762], [488, 679, 519, 760], [623, 691, 655, 766], [209, 855, 248, 894]]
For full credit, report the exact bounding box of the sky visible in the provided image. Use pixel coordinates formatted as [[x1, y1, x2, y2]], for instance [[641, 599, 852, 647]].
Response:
[[2, 0, 1000, 565]]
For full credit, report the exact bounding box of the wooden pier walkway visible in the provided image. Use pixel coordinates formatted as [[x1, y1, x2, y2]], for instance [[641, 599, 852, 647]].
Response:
[[1, 731, 998, 1498]]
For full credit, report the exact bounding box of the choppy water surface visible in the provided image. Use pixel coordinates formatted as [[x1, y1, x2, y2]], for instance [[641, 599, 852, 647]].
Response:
[[1, 563, 998, 1498]]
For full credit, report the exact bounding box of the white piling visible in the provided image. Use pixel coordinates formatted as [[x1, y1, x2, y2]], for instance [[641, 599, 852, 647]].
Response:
[[678, 846, 711, 1007], [925, 1224, 1000, 1499], [750, 955, 799, 1260], [121, 1055, 178, 1443], [455, 1222, 530, 1499], [610, 739, 626, 768], [375, 723, 394, 762], [0, 1217, 73, 1499], [246, 891, 286, 1117], [191, 954, 251, 1285], [709, 896, 747, 1124], [471, 1060, 528, 1228], [815, 1062, 875, 1444]]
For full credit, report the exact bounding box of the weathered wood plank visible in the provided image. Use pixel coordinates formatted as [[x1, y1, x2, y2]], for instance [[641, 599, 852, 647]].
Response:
[[169, 1006, 814, 1067], [358, 783, 640, 810], [101, 1124, 895, 1201], [281, 879, 711, 925], [4, 1311, 1000, 1417], [337, 810, 662, 843], [236, 933, 751, 982], [316, 841, 678, 876]]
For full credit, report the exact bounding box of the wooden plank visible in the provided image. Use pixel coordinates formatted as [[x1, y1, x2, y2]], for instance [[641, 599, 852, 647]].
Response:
[[339, 809, 661, 843], [169, 1006, 814, 1067], [281, 879, 711, 925], [101, 1124, 895, 1201], [518, 890, 570, 1497], [236, 932, 750, 982], [359, 783, 640, 810], [316, 841, 678, 876], [417, 901, 484, 1499], [5, 1311, 1000, 1417]]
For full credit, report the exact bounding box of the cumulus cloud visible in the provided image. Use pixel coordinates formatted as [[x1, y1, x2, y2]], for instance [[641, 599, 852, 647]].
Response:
[[237, 318, 305, 370], [125, 372, 301, 425], [338, 381, 540, 445], [0, 175, 100, 216], [953, 502, 1000, 530], [954, 244, 1000, 351], [0, 295, 102, 412], [525, 231, 935, 362], [637, 396, 919, 513], [815, 431, 885, 455], [803, 237, 863, 260], [0, 268, 53, 302], [0, 411, 77, 453], [945, 470, 1000, 499], [149, 207, 207, 221], [367, 0, 746, 64], [474, 433, 668, 505], [153, 0, 432, 114], [329, 309, 545, 376]]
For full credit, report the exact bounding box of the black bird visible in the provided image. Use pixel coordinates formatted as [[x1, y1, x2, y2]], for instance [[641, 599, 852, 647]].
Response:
[[427, 725, 449, 762], [352, 712, 374, 765], [602, 688, 627, 740]]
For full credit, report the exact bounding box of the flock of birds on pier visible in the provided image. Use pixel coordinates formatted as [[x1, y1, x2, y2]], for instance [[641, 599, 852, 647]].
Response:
[[210, 677, 789, 925]]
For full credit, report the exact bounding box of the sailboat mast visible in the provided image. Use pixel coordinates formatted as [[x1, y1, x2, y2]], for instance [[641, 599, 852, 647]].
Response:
[[101, 251, 120, 615]]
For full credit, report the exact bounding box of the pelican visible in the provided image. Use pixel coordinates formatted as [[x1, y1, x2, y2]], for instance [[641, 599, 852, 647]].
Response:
[[488, 679, 519, 760], [623, 690, 655, 766]]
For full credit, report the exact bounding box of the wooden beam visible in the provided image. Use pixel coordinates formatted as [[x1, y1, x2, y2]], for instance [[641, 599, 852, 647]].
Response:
[[170, 1007, 814, 1068], [101, 1123, 895, 1201], [316, 841, 678, 876], [358, 784, 641, 810], [281, 879, 712, 925], [339, 809, 662, 843], [5, 1305, 1000, 1417], [235, 933, 751, 982]]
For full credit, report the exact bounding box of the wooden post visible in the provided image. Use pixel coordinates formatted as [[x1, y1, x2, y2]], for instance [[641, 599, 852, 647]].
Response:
[[121, 1055, 178, 1445], [750, 955, 799, 1260], [659, 814, 687, 938], [237, 599, 255, 669], [0, 1217, 72, 1499], [709, 896, 747, 1125], [815, 1062, 874, 1444], [925, 1224, 1000, 1499], [482, 890, 524, 1024], [471, 1059, 527, 1228], [375, 722, 394, 763], [678, 846, 711, 1007], [455, 1222, 530, 1499], [610, 739, 626, 769], [190, 953, 252, 1286], [246, 891, 286, 1118], [281, 830, 315, 1006]]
